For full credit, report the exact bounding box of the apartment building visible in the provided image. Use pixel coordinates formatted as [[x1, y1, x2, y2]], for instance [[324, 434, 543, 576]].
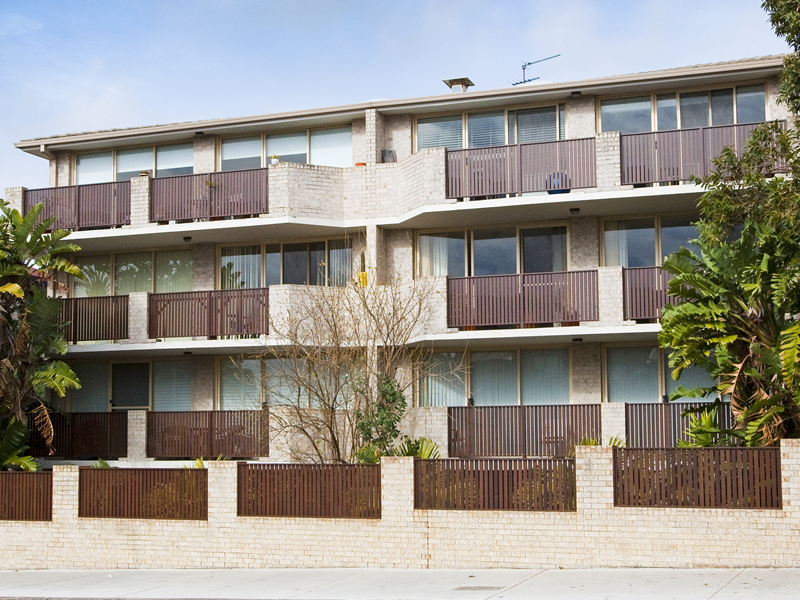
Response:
[[5, 54, 791, 461]]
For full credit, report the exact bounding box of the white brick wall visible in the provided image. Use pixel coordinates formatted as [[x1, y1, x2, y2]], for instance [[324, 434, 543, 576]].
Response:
[[191, 355, 215, 410], [569, 216, 599, 270], [600, 402, 626, 443], [4, 187, 25, 213], [597, 266, 624, 325], [565, 95, 596, 139], [768, 74, 794, 125], [193, 136, 216, 174], [595, 131, 630, 191], [126, 292, 151, 343], [128, 174, 150, 227], [124, 410, 147, 460], [192, 243, 215, 291]]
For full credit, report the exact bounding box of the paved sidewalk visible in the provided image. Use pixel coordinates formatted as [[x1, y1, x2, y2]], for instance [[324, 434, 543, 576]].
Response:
[[0, 568, 799, 599]]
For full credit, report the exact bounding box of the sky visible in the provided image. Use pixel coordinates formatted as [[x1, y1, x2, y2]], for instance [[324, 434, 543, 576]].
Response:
[[0, 0, 790, 195]]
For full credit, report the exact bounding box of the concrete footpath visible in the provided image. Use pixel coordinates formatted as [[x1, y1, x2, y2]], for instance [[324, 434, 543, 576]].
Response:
[[0, 568, 798, 600]]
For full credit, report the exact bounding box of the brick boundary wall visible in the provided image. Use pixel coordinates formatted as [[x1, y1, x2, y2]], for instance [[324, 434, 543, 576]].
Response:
[[3, 441, 800, 569]]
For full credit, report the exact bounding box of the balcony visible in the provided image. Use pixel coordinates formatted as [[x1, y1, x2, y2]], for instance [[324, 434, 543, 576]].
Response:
[[61, 296, 129, 343], [28, 412, 128, 459], [445, 138, 596, 199], [148, 288, 269, 338], [622, 266, 677, 321], [446, 271, 599, 329], [150, 168, 268, 222], [24, 182, 130, 230], [620, 121, 785, 186]]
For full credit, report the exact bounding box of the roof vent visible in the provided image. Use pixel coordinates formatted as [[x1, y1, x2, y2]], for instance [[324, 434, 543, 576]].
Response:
[[443, 77, 474, 92]]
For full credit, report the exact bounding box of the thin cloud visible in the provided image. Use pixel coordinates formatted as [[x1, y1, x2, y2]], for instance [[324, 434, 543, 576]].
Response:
[[0, 13, 42, 37]]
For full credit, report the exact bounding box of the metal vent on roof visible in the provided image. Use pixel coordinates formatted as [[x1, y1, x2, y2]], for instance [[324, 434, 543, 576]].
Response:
[[443, 77, 474, 92]]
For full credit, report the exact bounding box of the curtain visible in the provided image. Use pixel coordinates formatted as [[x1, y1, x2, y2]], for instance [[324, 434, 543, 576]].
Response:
[[418, 233, 462, 277], [219, 358, 262, 410], [328, 239, 352, 287], [74, 255, 112, 297], [154, 249, 193, 293], [152, 360, 193, 411], [114, 252, 153, 295], [419, 352, 466, 407], [220, 246, 261, 289], [76, 152, 112, 185], [606, 346, 660, 403], [417, 115, 463, 150], [470, 351, 518, 406], [70, 363, 109, 412], [520, 349, 570, 405], [116, 148, 153, 181], [603, 219, 655, 267]]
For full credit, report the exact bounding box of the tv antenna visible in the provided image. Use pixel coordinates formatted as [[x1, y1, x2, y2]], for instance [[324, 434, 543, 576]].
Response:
[[511, 54, 561, 86]]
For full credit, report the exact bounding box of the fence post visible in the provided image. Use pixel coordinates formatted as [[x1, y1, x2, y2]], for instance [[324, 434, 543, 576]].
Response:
[[51, 465, 79, 523], [600, 403, 626, 446], [380, 456, 414, 517], [780, 439, 800, 513], [207, 461, 238, 523], [575, 445, 614, 513], [121, 410, 149, 461]]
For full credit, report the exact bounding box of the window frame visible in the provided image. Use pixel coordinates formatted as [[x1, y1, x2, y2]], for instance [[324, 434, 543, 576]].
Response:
[[72, 143, 196, 185], [599, 212, 699, 268]]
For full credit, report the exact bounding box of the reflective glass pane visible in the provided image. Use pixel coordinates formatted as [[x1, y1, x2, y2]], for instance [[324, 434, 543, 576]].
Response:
[[600, 97, 651, 134], [328, 238, 352, 287], [606, 346, 660, 403], [264, 357, 307, 407], [470, 351, 518, 406], [520, 348, 570, 405], [74, 255, 111, 297], [516, 106, 558, 143], [656, 94, 677, 131], [467, 111, 506, 148], [266, 131, 307, 164], [664, 351, 717, 400], [309, 241, 326, 286], [116, 148, 153, 181], [154, 249, 193, 293], [152, 360, 192, 411], [221, 136, 262, 171], [70, 362, 108, 412], [220, 246, 261, 289], [265, 244, 281, 286], [220, 358, 262, 410], [660, 215, 699, 261], [419, 352, 466, 407], [114, 252, 152, 295], [76, 152, 113, 185], [603, 219, 656, 267], [156, 143, 193, 177], [521, 226, 567, 273], [680, 92, 709, 129], [736, 85, 766, 123], [283, 243, 308, 285], [711, 89, 734, 126], [417, 115, 463, 150], [472, 228, 516, 276], [418, 231, 466, 277], [111, 363, 150, 409], [309, 127, 352, 167]]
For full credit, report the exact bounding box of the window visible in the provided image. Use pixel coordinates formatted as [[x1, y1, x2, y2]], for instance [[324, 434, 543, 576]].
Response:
[[73, 250, 193, 297], [472, 228, 517, 276], [521, 226, 567, 273], [219, 239, 352, 288], [601, 84, 766, 133], [468, 111, 505, 148], [309, 127, 352, 168], [77, 143, 196, 184], [417, 115, 463, 151], [70, 363, 109, 412], [603, 215, 698, 267], [509, 106, 564, 144], [152, 360, 193, 411], [266, 132, 308, 164], [470, 351, 519, 406], [520, 348, 570, 405], [116, 148, 153, 181], [111, 363, 151, 410], [219, 358, 263, 410], [76, 152, 113, 185], [417, 232, 466, 277], [221, 137, 261, 171], [155, 144, 193, 177], [419, 352, 466, 407]]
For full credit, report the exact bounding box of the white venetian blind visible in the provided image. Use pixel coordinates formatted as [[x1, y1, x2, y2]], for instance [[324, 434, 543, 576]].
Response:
[[152, 360, 193, 411], [419, 352, 466, 407], [417, 115, 463, 150], [467, 111, 506, 148], [220, 359, 262, 410], [70, 363, 109, 412], [516, 107, 558, 144]]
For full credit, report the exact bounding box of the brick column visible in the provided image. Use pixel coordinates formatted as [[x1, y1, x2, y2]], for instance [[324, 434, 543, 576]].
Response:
[[780, 438, 800, 513], [597, 266, 624, 325], [207, 461, 238, 523], [400, 407, 450, 458], [126, 292, 151, 343], [595, 131, 631, 192], [124, 410, 148, 460], [365, 223, 384, 282], [380, 457, 415, 517], [601, 403, 626, 446], [565, 95, 596, 139], [129, 174, 151, 227], [4, 187, 26, 214], [575, 445, 614, 513], [52, 465, 80, 522], [365, 108, 385, 165]]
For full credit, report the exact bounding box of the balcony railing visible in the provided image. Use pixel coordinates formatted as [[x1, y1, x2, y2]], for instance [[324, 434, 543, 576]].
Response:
[[28, 412, 128, 459], [446, 138, 596, 199], [148, 288, 269, 338], [61, 296, 129, 343], [620, 120, 786, 186], [24, 182, 131, 231], [622, 266, 677, 321], [150, 168, 269, 222], [447, 270, 599, 329], [625, 402, 735, 448], [448, 405, 602, 458]]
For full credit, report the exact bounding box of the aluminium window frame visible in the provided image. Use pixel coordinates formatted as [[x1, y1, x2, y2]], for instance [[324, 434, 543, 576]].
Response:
[[72, 143, 196, 185], [598, 212, 699, 268]]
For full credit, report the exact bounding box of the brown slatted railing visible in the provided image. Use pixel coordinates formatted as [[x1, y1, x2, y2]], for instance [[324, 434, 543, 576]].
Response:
[[24, 182, 130, 230], [446, 138, 596, 199], [79, 467, 208, 519], [620, 121, 786, 185], [613, 447, 781, 508], [147, 411, 269, 459], [414, 458, 576, 511], [148, 288, 269, 338], [237, 463, 380, 518], [448, 405, 602, 458], [622, 266, 676, 321], [61, 296, 129, 342], [0, 472, 52, 521], [625, 402, 736, 448], [28, 412, 128, 459], [447, 271, 598, 328], [150, 168, 269, 222]]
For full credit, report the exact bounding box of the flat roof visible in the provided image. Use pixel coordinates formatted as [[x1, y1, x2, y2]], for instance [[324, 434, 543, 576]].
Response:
[[16, 54, 785, 158]]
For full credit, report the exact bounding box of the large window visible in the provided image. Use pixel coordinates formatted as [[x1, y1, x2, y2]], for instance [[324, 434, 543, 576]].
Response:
[[221, 136, 261, 172], [219, 239, 352, 288], [76, 143, 193, 184], [73, 250, 193, 297], [417, 225, 568, 277], [601, 84, 767, 133], [603, 215, 698, 267], [418, 348, 570, 407], [416, 105, 565, 151], [605, 345, 717, 403], [218, 356, 306, 409]]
